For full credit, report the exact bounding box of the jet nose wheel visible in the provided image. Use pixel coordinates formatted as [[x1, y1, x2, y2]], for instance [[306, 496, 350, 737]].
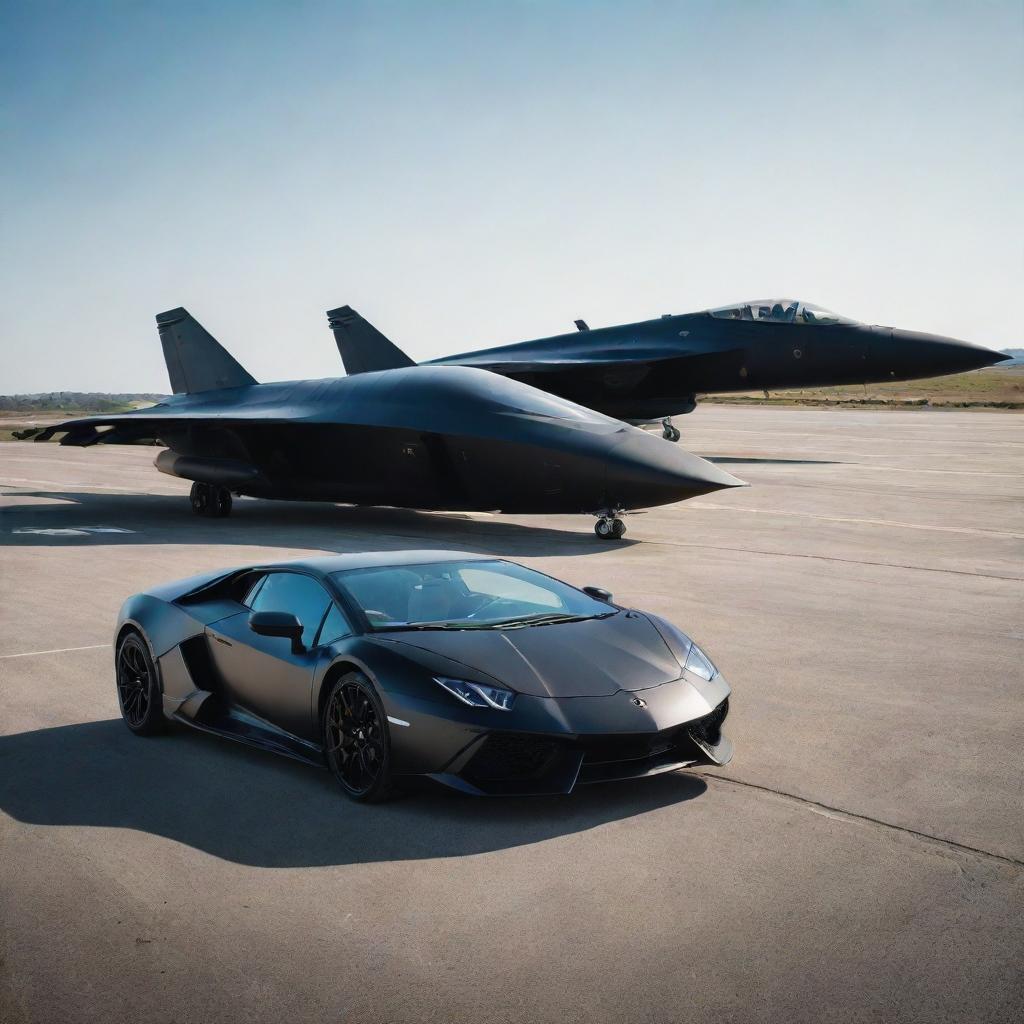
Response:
[[190, 482, 233, 517], [594, 516, 627, 540], [661, 419, 681, 442]]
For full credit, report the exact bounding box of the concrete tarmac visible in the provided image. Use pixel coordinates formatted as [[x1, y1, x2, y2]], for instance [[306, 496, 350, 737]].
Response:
[[1, 407, 1022, 1023]]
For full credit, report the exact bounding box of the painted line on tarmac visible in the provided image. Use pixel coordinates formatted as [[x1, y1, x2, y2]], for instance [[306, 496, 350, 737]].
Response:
[[644, 539, 1024, 582], [697, 427, 1024, 448], [696, 452, 1024, 475], [0, 455, 158, 471], [689, 503, 1024, 539], [0, 644, 109, 660], [0, 476, 181, 492], [12, 526, 135, 536], [700, 772, 1024, 868]]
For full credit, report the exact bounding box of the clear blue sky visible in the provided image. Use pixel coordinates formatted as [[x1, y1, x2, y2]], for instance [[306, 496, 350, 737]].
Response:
[[2, 0, 1021, 392]]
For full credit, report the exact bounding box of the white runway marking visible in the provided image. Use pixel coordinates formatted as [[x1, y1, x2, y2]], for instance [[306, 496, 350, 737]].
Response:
[[0, 476, 180, 492], [0, 644, 108, 660], [698, 427, 1024, 448], [690, 503, 1024, 539], [12, 526, 135, 536], [0, 455, 155, 471]]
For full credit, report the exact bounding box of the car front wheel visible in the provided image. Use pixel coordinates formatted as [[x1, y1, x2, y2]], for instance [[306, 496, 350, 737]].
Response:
[[322, 672, 395, 802], [115, 631, 165, 735]]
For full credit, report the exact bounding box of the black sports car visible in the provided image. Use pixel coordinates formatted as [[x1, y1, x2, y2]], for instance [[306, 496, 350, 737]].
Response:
[[114, 551, 732, 801]]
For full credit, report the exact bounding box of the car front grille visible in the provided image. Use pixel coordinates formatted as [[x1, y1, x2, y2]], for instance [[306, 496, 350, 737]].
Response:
[[464, 733, 563, 783], [689, 698, 729, 747], [458, 698, 730, 792]]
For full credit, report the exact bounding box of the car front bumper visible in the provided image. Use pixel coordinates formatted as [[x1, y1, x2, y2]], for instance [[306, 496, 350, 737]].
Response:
[[382, 672, 733, 796]]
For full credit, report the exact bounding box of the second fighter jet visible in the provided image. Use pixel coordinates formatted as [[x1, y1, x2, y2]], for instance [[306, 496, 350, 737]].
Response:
[[330, 299, 1008, 440]]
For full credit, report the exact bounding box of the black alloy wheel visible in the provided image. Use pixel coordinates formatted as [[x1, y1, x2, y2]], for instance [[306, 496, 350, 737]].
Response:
[[115, 632, 164, 735], [323, 672, 394, 802]]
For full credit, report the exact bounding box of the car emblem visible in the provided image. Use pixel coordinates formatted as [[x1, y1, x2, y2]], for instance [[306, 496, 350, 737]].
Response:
[[631, 697, 647, 708]]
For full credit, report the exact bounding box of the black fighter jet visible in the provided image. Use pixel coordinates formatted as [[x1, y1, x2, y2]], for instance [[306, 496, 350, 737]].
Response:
[[25, 308, 743, 538], [329, 299, 1009, 440]]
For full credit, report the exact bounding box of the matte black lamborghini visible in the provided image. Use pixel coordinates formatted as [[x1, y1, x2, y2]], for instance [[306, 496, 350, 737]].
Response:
[[115, 551, 732, 800]]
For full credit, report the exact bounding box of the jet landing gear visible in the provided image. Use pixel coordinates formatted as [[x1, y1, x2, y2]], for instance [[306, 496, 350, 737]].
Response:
[[189, 482, 233, 518], [593, 510, 627, 540], [661, 418, 681, 442]]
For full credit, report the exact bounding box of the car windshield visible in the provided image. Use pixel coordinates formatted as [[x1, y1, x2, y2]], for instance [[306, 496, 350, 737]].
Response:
[[331, 559, 614, 630], [708, 299, 853, 325]]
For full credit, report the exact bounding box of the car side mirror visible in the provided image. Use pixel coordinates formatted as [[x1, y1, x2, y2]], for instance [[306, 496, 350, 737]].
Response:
[[249, 610, 304, 654], [583, 586, 613, 603]]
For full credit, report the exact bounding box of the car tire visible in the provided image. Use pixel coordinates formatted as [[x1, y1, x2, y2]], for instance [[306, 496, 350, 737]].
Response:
[[322, 671, 395, 803], [115, 631, 165, 736]]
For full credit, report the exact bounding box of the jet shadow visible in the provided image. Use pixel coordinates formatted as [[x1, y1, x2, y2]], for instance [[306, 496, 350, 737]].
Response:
[[0, 488, 632, 557], [0, 719, 706, 867]]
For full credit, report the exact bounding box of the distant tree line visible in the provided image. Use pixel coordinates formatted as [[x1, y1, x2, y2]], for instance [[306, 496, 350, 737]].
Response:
[[0, 392, 168, 412]]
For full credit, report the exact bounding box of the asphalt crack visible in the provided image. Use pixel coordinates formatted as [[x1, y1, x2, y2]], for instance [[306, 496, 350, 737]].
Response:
[[699, 771, 1024, 869]]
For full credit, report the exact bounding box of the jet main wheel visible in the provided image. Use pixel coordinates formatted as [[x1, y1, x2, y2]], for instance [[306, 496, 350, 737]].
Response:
[[610, 517, 627, 538], [189, 483, 233, 517], [115, 631, 165, 736], [189, 482, 210, 515], [323, 672, 395, 802], [212, 487, 233, 517]]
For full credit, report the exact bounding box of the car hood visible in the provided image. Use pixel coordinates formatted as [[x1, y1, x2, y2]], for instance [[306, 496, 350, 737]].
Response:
[[376, 612, 681, 697]]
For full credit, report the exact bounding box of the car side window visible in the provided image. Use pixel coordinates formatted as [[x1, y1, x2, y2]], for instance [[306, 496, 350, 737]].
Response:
[[248, 572, 332, 650], [242, 574, 267, 607], [316, 603, 353, 646]]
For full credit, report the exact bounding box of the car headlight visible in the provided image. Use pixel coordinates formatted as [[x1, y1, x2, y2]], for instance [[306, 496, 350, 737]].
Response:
[[683, 641, 717, 681], [433, 676, 516, 710]]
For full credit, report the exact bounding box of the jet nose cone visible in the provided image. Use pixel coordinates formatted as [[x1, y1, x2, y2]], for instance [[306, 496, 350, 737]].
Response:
[[882, 329, 1008, 379], [605, 429, 745, 510]]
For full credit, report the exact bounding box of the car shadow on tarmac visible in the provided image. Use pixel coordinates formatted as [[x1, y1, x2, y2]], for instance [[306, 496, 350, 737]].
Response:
[[0, 719, 706, 866], [0, 489, 630, 557]]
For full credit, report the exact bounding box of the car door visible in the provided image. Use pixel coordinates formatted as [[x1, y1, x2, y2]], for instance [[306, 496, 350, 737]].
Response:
[[206, 570, 341, 741]]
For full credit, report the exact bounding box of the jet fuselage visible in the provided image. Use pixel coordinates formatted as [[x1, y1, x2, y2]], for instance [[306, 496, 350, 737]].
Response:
[[41, 364, 742, 515], [422, 302, 1007, 421]]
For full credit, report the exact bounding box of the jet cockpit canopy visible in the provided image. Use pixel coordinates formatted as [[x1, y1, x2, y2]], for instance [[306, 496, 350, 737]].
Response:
[[707, 299, 855, 326]]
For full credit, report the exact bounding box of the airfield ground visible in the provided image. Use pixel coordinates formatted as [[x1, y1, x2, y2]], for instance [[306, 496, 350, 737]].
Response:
[[0, 407, 1021, 1023]]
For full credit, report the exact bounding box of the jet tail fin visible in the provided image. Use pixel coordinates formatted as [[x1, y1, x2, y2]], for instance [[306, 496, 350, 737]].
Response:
[[156, 308, 257, 394], [326, 305, 416, 374]]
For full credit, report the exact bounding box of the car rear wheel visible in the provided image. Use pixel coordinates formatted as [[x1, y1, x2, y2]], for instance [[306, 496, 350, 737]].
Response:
[[115, 631, 165, 735], [323, 672, 395, 802]]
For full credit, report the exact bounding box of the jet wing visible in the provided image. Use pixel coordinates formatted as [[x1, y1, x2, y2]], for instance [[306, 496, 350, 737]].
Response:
[[431, 335, 741, 375], [29, 409, 294, 447], [431, 343, 693, 374], [26, 386, 322, 446]]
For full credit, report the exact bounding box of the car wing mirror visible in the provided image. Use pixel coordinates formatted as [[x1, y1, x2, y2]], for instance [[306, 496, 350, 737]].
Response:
[[583, 586, 613, 603], [249, 610, 304, 654]]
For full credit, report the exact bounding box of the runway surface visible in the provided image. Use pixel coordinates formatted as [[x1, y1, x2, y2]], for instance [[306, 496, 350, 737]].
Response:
[[1, 407, 1022, 1023]]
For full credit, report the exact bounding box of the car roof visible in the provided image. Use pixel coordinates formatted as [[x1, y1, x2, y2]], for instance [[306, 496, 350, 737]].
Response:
[[260, 549, 497, 574]]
